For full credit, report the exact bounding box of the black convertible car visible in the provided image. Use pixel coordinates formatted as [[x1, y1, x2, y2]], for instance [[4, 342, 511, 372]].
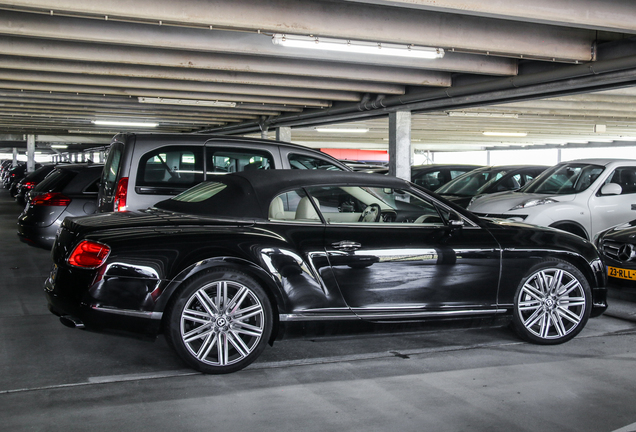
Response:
[[45, 170, 607, 374]]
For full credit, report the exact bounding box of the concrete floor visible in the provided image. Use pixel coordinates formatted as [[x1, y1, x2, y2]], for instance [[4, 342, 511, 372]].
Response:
[[1, 187, 636, 432]]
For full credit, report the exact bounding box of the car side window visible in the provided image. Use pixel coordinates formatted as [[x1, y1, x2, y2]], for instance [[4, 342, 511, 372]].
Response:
[[137, 146, 204, 189], [450, 169, 471, 179], [304, 185, 449, 225], [413, 170, 445, 190], [288, 154, 343, 171], [101, 142, 123, 196], [606, 167, 636, 194], [269, 189, 322, 223], [207, 148, 274, 174]]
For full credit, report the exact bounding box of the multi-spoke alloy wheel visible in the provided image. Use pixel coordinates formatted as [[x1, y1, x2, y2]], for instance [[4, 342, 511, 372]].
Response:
[[512, 261, 591, 345], [166, 269, 272, 374]]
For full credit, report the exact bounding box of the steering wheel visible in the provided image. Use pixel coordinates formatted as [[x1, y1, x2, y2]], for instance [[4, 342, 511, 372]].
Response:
[[359, 203, 382, 222]]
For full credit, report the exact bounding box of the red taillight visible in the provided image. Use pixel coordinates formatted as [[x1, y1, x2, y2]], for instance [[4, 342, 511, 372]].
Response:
[[23, 181, 36, 190], [31, 192, 72, 206], [114, 177, 128, 212], [67, 240, 110, 268]]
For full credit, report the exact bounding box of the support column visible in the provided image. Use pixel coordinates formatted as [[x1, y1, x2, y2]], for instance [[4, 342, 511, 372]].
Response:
[[26, 135, 36, 172], [12, 147, 17, 165], [388, 111, 412, 181], [276, 127, 292, 142]]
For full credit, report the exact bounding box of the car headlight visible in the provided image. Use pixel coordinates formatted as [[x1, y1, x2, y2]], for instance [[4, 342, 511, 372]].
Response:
[[509, 198, 558, 211]]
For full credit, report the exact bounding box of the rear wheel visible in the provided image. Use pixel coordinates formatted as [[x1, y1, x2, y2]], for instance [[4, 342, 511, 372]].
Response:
[[165, 268, 272, 374], [511, 260, 591, 345]]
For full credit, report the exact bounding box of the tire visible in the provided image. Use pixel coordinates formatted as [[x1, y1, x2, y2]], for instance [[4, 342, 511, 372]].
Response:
[[165, 268, 273, 374], [511, 260, 591, 345]]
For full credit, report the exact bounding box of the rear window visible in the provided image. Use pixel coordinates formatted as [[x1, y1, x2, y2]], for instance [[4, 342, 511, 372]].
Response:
[[288, 154, 343, 170], [101, 142, 124, 196], [33, 169, 76, 193]]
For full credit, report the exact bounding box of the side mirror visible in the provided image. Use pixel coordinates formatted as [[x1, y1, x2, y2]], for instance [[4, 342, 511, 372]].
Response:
[[448, 213, 464, 230], [600, 183, 622, 196]]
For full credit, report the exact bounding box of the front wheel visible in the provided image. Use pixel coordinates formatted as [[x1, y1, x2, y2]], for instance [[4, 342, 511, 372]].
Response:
[[165, 268, 273, 374], [511, 260, 591, 345]]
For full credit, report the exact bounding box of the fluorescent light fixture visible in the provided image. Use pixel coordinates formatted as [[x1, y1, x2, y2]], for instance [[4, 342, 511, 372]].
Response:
[[138, 97, 237, 107], [92, 120, 158, 128], [482, 131, 528, 137], [273, 34, 444, 59], [448, 112, 518, 118], [50, 144, 68, 149], [315, 127, 369, 133]]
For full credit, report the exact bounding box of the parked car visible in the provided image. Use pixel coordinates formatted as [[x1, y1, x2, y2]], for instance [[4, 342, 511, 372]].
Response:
[[14, 164, 57, 206], [98, 133, 350, 213], [596, 219, 636, 292], [411, 164, 482, 191], [45, 170, 606, 374], [17, 163, 102, 249], [435, 165, 548, 208], [468, 159, 636, 240]]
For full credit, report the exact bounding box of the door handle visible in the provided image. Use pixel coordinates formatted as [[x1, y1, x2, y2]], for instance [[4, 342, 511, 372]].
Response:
[[331, 240, 362, 251]]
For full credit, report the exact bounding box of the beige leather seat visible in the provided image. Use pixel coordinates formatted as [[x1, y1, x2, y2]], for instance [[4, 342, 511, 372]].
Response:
[[268, 196, 285, 220], [295, 196, 320, 220]]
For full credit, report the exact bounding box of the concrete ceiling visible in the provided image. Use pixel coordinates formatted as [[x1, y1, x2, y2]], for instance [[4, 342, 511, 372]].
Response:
[[1, 0, 636, 155]]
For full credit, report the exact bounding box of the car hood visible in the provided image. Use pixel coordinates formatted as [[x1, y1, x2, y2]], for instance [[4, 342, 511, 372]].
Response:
[[599, 219, 636, 243], [468, 191, 575, 212]]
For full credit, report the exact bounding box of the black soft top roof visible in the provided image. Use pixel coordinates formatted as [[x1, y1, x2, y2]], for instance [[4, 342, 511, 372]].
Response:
[[154, 169, 411, 219]]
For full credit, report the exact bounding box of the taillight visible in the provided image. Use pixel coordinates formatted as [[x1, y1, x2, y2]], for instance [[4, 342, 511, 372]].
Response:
[[23, 181, 36, 190], [67, 240, 110, 268], [114, 177, 128, 212], [31, 192, 72, 206]]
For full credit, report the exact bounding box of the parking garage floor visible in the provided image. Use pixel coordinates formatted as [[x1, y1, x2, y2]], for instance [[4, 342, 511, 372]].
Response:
[[1, 188, 636, 432]]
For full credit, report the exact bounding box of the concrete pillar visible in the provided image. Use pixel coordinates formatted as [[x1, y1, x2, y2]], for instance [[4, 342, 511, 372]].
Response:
[[26, 135, 36, 172], [486, 150, 491, 165], [12, 147, 17, 165], [388, 111, 412, 181], [557, 148, 562, 163], [276, 127, 292, 142]]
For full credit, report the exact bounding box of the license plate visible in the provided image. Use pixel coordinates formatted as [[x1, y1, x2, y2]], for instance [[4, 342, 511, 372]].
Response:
[[607, 266, 636, 280]]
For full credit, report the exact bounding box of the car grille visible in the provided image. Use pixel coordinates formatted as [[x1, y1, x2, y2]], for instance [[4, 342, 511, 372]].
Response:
[[601, 239, 635, 262], [472, 212, 527, 220]]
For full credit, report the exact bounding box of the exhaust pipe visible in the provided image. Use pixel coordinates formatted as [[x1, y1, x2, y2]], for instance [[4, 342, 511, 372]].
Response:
[[60, 315, 85, 329]]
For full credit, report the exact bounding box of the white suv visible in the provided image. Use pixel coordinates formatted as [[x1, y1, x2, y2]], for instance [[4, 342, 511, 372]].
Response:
[[468, 159, 636, 240]]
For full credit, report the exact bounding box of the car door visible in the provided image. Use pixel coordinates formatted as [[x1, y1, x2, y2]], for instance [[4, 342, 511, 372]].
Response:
[[589, 165, 636, 235], [305, 184, 502, 320]]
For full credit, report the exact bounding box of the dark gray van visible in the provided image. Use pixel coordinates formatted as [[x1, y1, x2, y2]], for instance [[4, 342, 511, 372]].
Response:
[[98, 133, 350, 212]]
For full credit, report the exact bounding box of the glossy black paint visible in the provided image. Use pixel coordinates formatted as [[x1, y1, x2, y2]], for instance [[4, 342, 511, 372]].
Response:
[[45, 170, 607, 341]]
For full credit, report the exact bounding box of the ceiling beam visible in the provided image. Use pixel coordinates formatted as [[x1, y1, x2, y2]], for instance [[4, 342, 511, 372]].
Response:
[[0, 35, 452, 87], [0, 10, 518, 76], [339, 0, 636, 34], [0, 0, 596, 61]]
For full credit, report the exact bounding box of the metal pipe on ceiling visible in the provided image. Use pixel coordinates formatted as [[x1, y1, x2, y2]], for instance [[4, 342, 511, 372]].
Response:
[[204, 53, 636, 134], [0, 0, 596, 61]]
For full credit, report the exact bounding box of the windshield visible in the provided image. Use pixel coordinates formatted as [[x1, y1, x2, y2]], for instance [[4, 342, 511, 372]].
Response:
[[435, 168, 508, 196], [521, 163, 604, 195]]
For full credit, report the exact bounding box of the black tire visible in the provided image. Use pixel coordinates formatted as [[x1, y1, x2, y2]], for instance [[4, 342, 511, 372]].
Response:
[[511, 260, 591, 345], [165, 268, 273, 374]]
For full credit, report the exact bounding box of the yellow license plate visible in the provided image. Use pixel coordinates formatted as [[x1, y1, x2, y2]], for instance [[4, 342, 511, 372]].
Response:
[[608, 266, 636, 280]]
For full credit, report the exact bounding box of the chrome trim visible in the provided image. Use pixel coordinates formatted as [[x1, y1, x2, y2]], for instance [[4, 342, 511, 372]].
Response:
[[280, 308, 504, 321], [91, 305, 163, 320], [350, 308, 504, 319]]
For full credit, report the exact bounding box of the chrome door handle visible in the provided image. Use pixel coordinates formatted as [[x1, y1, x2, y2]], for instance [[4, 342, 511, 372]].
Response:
[[331, 240, 361, 251]]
